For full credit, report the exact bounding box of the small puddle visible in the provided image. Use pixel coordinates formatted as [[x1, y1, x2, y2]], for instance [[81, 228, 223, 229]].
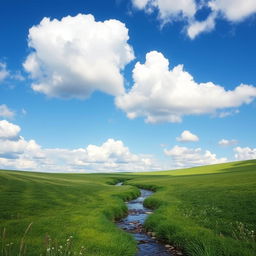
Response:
[[116, 183, 181, 256]]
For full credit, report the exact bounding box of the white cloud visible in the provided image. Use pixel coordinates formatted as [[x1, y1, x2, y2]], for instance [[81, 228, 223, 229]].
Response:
[[12, 71, 25, 81], [188, 0, 256, 38], [0, 120, 20, 139], [0, 136, 41, 160], [116, 51, 256, 123], [217, 109, 239, 118], [132, 0, 196, 23], [0, 62, 25, 83], [0, 121, 42, 167], [234, 146, 256, 161], [0, 121, 158, 172], [131, 0, 256, 38], [218, 139, 238, 146], [23, 13, 134, 99], [41, 139, 158, 172], [154, 0, 196, 23], [0, 105, 15, 119], [187, 13, 216, 39], [177, 130, 199, 142], [132, 0, 149, 10], [0, 62, 9, 82], [164, 145, 227, 167], [209, 0, 256, 22]]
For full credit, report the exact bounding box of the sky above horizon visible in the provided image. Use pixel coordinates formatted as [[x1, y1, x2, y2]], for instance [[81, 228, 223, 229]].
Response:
[[0, 0, 256, 172]]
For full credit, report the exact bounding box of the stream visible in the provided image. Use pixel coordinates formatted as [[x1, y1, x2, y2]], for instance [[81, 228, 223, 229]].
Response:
[[116, 182, 179, 256]]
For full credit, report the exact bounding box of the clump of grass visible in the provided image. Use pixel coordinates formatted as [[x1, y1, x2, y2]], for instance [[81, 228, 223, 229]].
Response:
[[19, 222, 33, 256], [44, 235, 86, 256], [1, 225, 86, 256], [230, 221, 256, 242], [1, 223, 33, 256], [1, 227, 14, 256]]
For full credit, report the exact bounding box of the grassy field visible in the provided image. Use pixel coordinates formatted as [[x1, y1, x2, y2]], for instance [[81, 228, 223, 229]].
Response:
[[0, 171, 140, 256], [127, 160, 256, 256], [0, 160, 256, 256]]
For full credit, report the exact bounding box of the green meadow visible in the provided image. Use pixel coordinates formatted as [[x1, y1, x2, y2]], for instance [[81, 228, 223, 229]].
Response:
[[0, 160, 256, 256]]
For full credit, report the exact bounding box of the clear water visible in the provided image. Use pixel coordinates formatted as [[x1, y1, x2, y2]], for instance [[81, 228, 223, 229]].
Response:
[[117, 187, 173, 256]]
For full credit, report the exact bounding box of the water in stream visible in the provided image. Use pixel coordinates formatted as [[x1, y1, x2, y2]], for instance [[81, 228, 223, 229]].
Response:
[[116, 183, 174, 256]]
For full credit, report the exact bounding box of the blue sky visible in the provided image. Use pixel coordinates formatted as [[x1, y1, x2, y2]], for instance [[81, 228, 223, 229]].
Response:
[[0, 0, 256, 172]]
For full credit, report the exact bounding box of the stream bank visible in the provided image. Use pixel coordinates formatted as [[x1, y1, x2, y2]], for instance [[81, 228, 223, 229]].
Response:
[[115, 182, 183, 256]]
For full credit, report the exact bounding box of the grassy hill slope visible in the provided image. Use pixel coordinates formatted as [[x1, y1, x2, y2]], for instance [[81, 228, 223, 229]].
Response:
[[127, 160, 256, 255], [0, 171, 139, 256], [134, 160, 256, 176]]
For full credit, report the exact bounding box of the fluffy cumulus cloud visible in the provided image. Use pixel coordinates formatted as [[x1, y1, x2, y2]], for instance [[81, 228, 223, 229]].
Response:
[[0, 120, 20, 139], [188, 0, 256, 38], [43, 139, 158, 172], [23, 13, 134, 98], [218, 139, 238, 146], [0, 105, 15, 119], [234, 147, 256, 161], [0, 121, 41, 168], [131, 0, 256, 38], [132, 0, 196, 22], [164, 145, 227, 167], [177, 130, 199, 142], [0, 120, 158, 172], [0, 62, 9, 82], [116, 51, 256, 123], [0, 137, 41, 165], [209, 0, 256, 22]]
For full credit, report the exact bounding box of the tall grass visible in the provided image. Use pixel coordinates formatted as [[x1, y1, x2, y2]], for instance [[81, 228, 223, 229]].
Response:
[[1, 225, 86, 256], [43, 235, 86, 256], [1, 223, 33, 256]]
